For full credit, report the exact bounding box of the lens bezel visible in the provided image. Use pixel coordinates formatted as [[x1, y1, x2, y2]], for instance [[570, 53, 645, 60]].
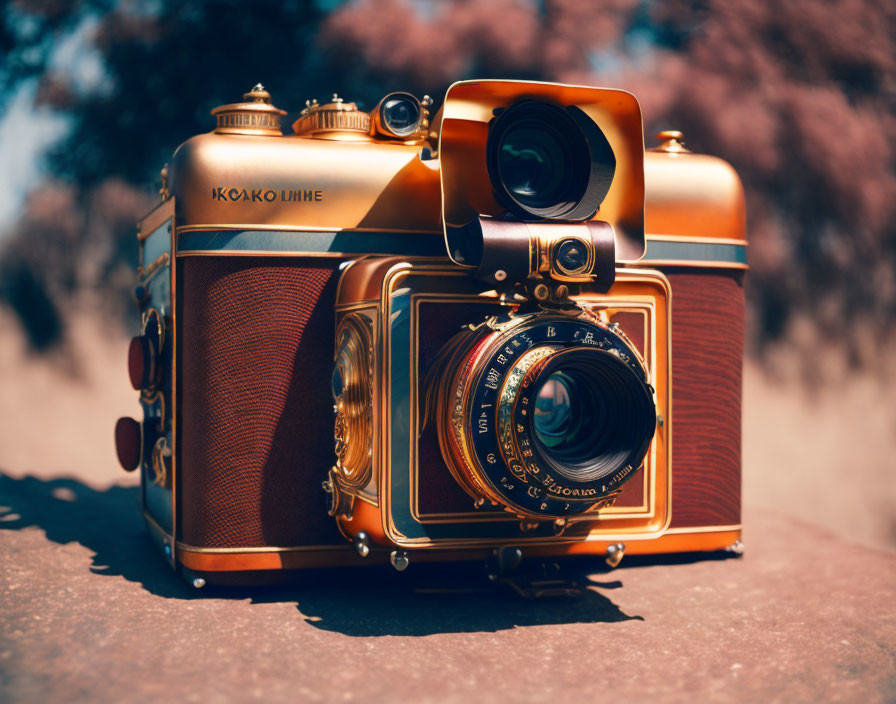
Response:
[[441, 313, 656, 518], [376, 92, 423, 138], [486, 100, 617, 222], [522, 347, 656, 486]]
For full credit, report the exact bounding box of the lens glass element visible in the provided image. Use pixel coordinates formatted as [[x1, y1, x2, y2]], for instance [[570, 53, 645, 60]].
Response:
[[534, 372, 579, 448], [555, 238, 589, 274], [381, 96, 421, 137], [529, 349, 654, 484], [487, 101, 597, 220], [498, 126, 571, 210]]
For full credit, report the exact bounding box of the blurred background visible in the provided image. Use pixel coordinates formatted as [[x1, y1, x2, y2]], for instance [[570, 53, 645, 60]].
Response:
[[1, 0, 894, 548]]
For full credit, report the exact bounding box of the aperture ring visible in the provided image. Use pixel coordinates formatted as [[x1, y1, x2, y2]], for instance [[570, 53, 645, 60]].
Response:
[[462, 315, 652, 517]]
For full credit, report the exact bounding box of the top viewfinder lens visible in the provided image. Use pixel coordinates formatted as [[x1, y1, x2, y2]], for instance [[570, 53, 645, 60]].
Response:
[[381, 95, 421, 137], [486, 100, 617, 222]]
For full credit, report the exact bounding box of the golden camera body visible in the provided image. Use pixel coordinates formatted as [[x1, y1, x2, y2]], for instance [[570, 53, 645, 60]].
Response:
[[115, 81, 746, 587]]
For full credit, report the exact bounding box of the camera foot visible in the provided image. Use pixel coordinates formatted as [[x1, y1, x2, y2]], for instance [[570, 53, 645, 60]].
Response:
[[390, 550, 409, 571], [605, 542, 626, 568], [178, 566, 207, 589], [486, 547, 582, 598], [725, 539, 744, 555]]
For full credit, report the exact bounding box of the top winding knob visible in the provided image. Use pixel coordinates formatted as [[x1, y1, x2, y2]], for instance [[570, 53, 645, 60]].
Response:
[[292, 94, 371, 139]]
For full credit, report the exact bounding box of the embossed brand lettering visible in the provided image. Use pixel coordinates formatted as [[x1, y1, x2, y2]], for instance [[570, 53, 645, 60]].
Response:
[[211, 186, 324, 203]]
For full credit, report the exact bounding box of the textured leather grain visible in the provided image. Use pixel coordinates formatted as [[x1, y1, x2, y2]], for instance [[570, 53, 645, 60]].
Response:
[[665, 269, 744, 528], [179, 257, 347, 548]]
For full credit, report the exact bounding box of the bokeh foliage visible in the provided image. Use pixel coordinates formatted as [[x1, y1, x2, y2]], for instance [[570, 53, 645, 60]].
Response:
[[2, 0, 895, 363]]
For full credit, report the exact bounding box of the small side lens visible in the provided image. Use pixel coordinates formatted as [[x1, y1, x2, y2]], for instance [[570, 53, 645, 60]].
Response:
[[554, 238, 589, 275], [381, 95, 421, 137]]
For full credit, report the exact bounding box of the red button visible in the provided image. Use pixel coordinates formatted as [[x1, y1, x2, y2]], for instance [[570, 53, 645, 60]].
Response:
[[128, 336, 158, 390], [114, 417, 141, 471]]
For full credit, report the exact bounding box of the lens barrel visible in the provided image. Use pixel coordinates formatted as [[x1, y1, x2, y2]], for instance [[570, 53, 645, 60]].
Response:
[[436, 313, 656, 518], [526, 348, 655, 484]]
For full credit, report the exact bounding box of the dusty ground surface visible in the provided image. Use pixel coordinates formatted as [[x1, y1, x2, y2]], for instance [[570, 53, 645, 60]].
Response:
[[1, 483, 894, 703], [1, 310, 895, 701]]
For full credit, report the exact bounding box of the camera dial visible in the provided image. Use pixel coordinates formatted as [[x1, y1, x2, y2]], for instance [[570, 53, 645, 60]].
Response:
[[292, 94, 371, 139]]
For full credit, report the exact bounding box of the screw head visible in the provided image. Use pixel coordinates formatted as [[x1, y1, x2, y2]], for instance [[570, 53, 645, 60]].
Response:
[[494, 269, 507, 282]]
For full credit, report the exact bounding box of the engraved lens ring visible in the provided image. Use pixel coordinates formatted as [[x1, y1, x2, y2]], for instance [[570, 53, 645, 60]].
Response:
[[439, 315, 656, 518], [332, 314, 374, 491]]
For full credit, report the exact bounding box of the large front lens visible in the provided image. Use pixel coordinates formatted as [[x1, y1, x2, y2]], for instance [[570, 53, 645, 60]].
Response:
[[435, 313, 655, 518], [498, 126, 574, 210], [487, 101, 592, 220], [529, 349, 655, 484]]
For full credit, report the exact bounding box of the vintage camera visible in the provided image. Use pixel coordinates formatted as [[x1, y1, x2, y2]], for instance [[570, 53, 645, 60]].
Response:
[[115, 80, 746, 588]]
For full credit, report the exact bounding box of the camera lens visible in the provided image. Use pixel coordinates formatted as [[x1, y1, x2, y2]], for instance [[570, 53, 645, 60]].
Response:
[[533, 372, 576, 446], [497, 124, 578, 211], [529, 349, 655, 484], [435, 315, 655, 518], [555, 238, 589, 274], [381, 95, 421, 137], [486, 100, 616, 221]]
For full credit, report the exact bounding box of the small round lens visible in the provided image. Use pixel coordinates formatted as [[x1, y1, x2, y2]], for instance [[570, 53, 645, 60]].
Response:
[[381, 96, 421, 137], [555, 238, 588, 273]]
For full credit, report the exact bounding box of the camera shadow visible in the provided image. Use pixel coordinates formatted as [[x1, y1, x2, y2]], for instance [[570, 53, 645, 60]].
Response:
[[0, 471, 660, 636]]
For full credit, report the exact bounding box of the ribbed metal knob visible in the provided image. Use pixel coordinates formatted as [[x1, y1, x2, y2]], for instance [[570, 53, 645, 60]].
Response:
[[292, 95, 370, 137], [211, 83, 286, 137]]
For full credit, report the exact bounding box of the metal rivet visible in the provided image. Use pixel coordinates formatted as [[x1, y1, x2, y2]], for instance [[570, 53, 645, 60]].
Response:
[[555, 284, 569, 299], [192, 577, 206, 589], [533, 284, 549, 301], [657, 414, 664, 427], [494, 270, 507, 281], [354, 531, 370, 558], [553, 517, 567, 536]]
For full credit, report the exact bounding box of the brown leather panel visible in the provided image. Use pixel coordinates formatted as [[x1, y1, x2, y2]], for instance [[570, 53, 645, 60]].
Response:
[[665, 269, 744, 528], [417, 302, 504, 516], [178, 256, 347, 548]]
